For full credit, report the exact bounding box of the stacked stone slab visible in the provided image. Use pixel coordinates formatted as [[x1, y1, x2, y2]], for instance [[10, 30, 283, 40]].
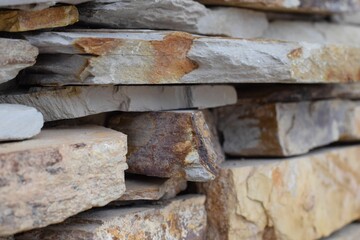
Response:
[[0, 0, 360, 239]]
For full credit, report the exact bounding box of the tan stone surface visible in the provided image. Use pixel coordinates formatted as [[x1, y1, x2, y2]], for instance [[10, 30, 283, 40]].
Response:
[[0, 38, 37, 84], [198, 0, 360, 13], [0, 126, 128, 236], [0, 6, 78, 32], [119, 174, 187, 201], [22, 30, 360, 85], [198, 146, 360, 240], [216, 99, 360, 156], [15, 195, 207, 240], [108, 110, 224, 182]]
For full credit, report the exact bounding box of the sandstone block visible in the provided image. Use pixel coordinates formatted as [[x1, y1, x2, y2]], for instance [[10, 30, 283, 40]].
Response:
[[0, 85, 236, 121], [15, 195, 207, 240], [108, 110, 224, 182], [0, 38, 37, 84], [0, 126, 128, 236], [199, 146, 360, 240], [0, 6, 78, 32], [79, 0, 268, 38], [22, 30, 360, 85], [0, 104, 43, 141], [217, 99, 360, 156]]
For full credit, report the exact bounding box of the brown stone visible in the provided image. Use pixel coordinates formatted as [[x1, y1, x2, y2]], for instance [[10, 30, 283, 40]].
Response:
[[118, 174, 187, 201], [198, 0, 360, 13], [198, 146, 360, 240], [0, 6, 78, 32], [216, 99, 360, 156], [15, 195, 207, 240], [0, 126, 128, 236], [107, 110, 224, 182]]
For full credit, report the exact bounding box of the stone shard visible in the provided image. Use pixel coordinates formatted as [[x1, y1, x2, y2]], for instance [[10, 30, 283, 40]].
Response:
[[198, 146, 360, 240], [0, 6, 79, 32], [0, 38, 38, 85], [0, 104, 43, 141], [119, 174, 187, 201], [108, 110, 224, 182], [14, 195, 207, 240], [216, 99, 360, 156], [0, 0, 91, 10], [78, 0, 268, 38], [21, 30, 360, 85], [325, 223, 360, 240], [263, 20, 360, 46], [0, 126, 128, 236], [0, 85, 236, 121], [198, 0, 360, 13]]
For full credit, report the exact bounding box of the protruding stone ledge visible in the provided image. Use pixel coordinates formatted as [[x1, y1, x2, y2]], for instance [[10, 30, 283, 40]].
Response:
[[0, 85, 236, 121], [14, 195, 207, 240], [108, 110, 224, 182], [0, 126, 128, 236], [198, 146, 360, 240]]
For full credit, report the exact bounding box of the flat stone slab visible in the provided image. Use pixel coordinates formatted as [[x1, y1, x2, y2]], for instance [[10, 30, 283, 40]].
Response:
[[216, 99, 360, 156], [0, 85, 236, 121], [15, 195, 207, 240], [325, 223, 360, 240], [108, 110, 224, 182], [0, 104, 43, 141], [0, 126, 128, 236], [198, 145, 360, 240], [22, 30, 360, 85], [198, 0, 360, 14], [0, 6, 79, 32], [0, 38, 38, 84], [119, 174, 187, 201], [79, 0, 268, 38]]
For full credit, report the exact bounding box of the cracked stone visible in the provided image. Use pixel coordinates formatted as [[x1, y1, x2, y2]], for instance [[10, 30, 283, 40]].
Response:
[[107, 110, 224, 182], [0, 126, 128, 236], [0, 85, 236, 121], [14, 195, 207, 240], [216, 99, 360, 156], [198, 145, 360, 240]]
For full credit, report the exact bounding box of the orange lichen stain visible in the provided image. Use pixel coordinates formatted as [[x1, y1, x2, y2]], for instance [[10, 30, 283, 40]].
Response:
[[272, 167, 283, 187], [149, 32, 198, 83], [75, 38, 124, 55], [287, 47, 303, 60]]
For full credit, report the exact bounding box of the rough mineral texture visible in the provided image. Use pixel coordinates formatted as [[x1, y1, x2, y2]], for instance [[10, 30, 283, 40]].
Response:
[[0, 126, 128, 236], [0, 104, 43, 141], [0, 85, 236, 121], [119, 174, 187, 201], [108, 110, 224, 182], [198, 146, 360, 240], [22, 30, 360, 85], [15, 195, 207, 240], [0, 6, 78, 32], [198, 0, 360, 13], [0, 38, 38, 84], [325, 223, 360, 240], [79, 0, 268, 38], [216, 99, 360, 156], [263, 21, 360, 46]]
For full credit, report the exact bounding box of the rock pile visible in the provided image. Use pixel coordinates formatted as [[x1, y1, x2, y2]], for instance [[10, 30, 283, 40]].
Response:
[[0, 0, 359, 239]]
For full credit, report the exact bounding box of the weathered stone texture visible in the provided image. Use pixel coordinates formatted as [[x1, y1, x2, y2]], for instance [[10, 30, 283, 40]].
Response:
[[119, 175, 187, 201], [325, 223, 360, 240], [79, 0, 268, 38], [0, 85, 236, 121], [0, 126, 128, 236], [199, 146, 360, 240], [217, 99, 360, 156], [0, 38, 38, 84], [108, 110, 224, 182], [0, 0, 90, 10], [0, 104, 43, 141], [15, 195, 207, 240], [22, 30, 360, 85], [0, 6, 78, 32]]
